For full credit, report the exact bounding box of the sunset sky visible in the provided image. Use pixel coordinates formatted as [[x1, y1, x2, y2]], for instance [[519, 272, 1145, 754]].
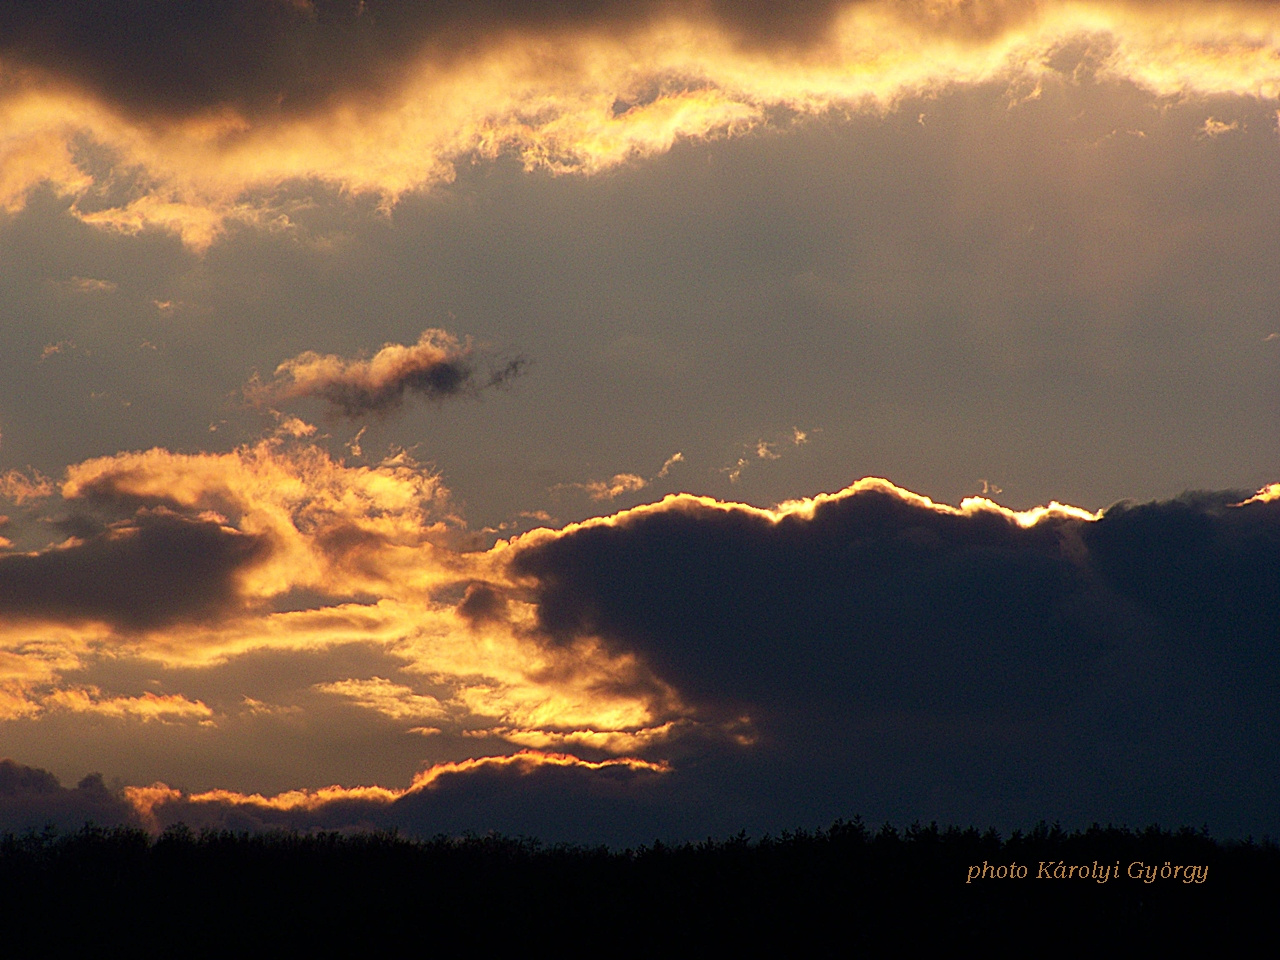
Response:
[[1, 0, 1278, 843]]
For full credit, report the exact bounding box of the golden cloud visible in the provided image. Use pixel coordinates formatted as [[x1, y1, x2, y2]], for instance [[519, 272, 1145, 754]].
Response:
[[0, 2, 1276, 247], [1237, 482, 1280, 505], [0, 437, 685, 749], [314, 676, 450, 721], [61, 438, 461, 600], [41, 687, 213, 722]]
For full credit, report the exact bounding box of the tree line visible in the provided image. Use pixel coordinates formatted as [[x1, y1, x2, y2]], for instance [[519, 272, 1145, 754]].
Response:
[[1, 818, 1272, 951]]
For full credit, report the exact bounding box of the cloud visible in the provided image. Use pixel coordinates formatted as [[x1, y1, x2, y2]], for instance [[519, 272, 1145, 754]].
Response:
[[0, 759, 136, 834], [0, 1, 892, 126], [1200, 116, 1240, 138], [126, 750, 671, 840], [314, 676, 448, 722], [39, 340, 74, 361], [0, 436, 682, 757], [247, 329, 524, 418], [504, 479, 1280, 833], [66, 277, 117, 294], [42, 687, 213, 722], [2, 470, 1279, 840], [1239, 482, 1280, 505], [580, 474, 648, 502], [0, 469, 54, 504], [555, 453, 686, 502], [3, 2, 1279, 246], [512, 478, 1105, 713], [58, 437, 460, 603], [0, 509, 268, 631], [657, 452, 684, 478], [723, 427, 811, 482]]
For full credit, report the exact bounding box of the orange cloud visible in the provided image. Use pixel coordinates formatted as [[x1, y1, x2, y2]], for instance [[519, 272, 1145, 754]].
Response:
[[0, 2, 1277, 247], [0, 435, 685, 749], [60, 438, 460, 600], [555, 452, 687, 502], [488, 721, 682, 754], [583, 474, 648, 501], [314, 676, 449, 721], [42, 687, 213, 722]]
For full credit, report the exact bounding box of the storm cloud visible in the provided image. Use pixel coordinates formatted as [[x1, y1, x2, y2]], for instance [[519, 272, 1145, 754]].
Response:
[[505, 482, 1280, 834], [124, 751, 673, 844], [2, 478, 1278, 841]]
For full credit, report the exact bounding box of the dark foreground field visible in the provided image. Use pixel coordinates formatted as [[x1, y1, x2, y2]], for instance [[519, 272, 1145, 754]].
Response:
[[2, 819, 1273, 952]]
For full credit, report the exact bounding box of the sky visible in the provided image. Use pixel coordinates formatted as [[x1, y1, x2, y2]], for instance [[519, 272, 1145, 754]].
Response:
[[1, 0, 1278, 844]]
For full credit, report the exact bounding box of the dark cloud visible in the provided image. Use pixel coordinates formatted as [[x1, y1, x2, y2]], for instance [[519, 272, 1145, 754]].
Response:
[[141, 756, 676, 845], [0, 510, 267, 630], [514, 489, 1097, 717], [248, 329, 525, 418], [4, 480, 1278, 842], [507, 485, 1280, 834], [0, 0, 858, 122], [456, 581, 509, 626], [0, 759, 135, 834]]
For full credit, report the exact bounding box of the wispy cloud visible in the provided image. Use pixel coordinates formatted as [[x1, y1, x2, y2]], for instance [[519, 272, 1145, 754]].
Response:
[[314, 677, 449, 722], [0, 469, 55, 504], [723, 427, 810, 482], [1199, 116, 1240, 138], [66, 276, 117, 294], [554, 452, 685, 501], [39, 340, 75, 361]]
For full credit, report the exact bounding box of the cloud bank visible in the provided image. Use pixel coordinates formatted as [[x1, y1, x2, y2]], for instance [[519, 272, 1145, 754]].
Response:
[[2, 1, 1278, 246]]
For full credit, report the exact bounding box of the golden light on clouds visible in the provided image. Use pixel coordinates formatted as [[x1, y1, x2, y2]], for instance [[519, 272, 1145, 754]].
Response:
[[41, 687, 213, 723], [60, 438, 460, 601], [3, 414, 1274, 832], [0, 469, 55, 504], [1, 1, 1277, 247], [1238, 482, 1280, 505], [2, 420, 1112, 766], [123, 750, 670, 830], [0, 436, 684, 750]]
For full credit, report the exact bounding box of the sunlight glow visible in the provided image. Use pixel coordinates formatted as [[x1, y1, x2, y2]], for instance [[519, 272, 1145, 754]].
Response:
[[1, 2, 1277, 247]]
